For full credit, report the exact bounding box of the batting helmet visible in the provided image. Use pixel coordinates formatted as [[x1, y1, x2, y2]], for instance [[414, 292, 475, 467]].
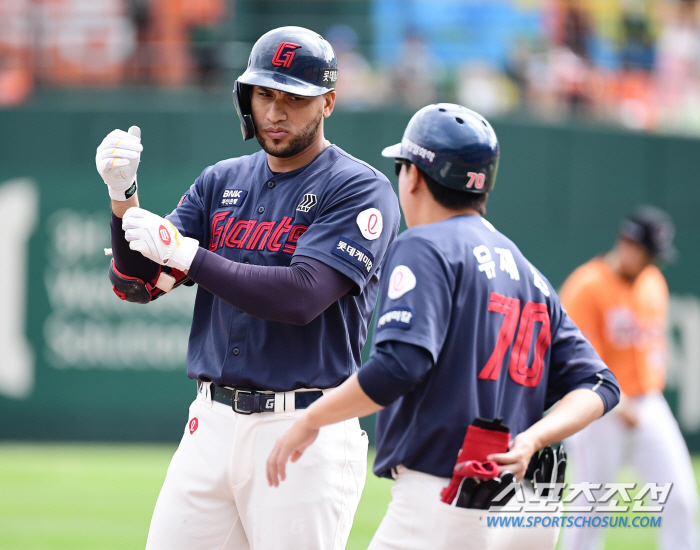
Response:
[[619, 206, 678, 262], [233, 26, 338, 141], [381, 103, 500, 194]]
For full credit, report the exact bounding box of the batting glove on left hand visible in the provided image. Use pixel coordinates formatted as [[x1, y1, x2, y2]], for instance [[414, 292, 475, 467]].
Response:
[[123, 207, 200, 272], [96, 126, 142, 201]]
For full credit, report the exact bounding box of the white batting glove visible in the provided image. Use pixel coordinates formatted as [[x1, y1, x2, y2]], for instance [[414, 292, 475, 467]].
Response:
[[96, 126, 143, 201], [122, 207, 200, 272]]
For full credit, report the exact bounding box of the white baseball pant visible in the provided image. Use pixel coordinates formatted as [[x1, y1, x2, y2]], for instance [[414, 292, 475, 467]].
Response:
[[367, 466, 561, 550], [561, 391, 698, 550], [146, 383, 368, 550]]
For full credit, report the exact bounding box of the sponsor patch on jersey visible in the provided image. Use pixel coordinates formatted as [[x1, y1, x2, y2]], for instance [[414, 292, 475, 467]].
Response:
[[387, 265, 416, 300], [377, 307, 414, 331], [356, 208, 383, 241], [332, 237, 374, 276], [219, 189, 248, 208], [189, 417, 198, 435], [297, 193, 317, 212]]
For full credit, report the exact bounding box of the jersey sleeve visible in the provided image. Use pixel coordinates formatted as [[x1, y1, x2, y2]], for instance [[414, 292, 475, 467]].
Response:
[[371, 236, 455, 362], [545, 297, 620, 413], [292, 171, 400, 293], [165, 167, 210, 244]]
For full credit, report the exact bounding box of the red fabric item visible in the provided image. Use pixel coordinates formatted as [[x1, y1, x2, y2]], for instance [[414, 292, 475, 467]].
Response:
[[440, 424, 510, 504], [455, 460, 499, 479]]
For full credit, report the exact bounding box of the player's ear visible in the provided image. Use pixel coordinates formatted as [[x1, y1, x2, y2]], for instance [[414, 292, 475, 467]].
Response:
[[322, 91, 336, 118], [408, 163, 424, 194]]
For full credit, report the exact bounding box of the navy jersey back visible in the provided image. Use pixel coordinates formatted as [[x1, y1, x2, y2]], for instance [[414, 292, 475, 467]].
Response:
[[371, 215, 609, 478], [165, 145, 400, 391]]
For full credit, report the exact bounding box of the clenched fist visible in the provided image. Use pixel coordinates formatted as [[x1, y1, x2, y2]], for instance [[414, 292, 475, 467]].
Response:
[[96, 126, 142, 201]]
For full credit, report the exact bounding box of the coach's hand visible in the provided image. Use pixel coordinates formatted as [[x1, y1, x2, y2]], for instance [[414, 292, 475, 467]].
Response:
[[123, 207, 200, 272], [487, 433, 538, 481], [267, 413, 320, 487], [96, 126, 142, 201]]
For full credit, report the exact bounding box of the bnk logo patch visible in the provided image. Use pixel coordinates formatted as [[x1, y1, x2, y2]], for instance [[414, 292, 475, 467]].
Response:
[[219, 189, 248, 208]]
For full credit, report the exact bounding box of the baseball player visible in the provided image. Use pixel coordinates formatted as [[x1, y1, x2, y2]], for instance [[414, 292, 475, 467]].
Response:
[[267, 103, 620, 550], [559, 207, 699, 550], [94, 26, 400, 550]]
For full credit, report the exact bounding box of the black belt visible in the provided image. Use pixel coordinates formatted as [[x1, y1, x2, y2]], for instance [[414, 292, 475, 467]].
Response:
[[208, 385, 324, 415]]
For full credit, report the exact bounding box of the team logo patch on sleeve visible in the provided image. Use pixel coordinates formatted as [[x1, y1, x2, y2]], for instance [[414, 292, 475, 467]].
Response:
[[219, 189, 248, 208], [377, 307, 414, 331], [387, 265, 416, 300], [332, 237, 374, 276], [357, 208, 383, 240]]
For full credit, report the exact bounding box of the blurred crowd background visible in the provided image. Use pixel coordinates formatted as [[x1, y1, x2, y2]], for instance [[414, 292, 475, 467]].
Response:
[[4, 0, 700, 135]]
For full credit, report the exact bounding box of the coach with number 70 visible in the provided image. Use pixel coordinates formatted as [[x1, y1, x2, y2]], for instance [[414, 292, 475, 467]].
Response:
[[95, 26, 400, 550], [268, 104, 622, 550]]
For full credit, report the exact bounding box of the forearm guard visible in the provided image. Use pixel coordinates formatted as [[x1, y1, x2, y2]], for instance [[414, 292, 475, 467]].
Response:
[[108, 259, 191, 304]]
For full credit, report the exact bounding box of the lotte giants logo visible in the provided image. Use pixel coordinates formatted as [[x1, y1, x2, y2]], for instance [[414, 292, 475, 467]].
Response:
[[356, 208, 383, 241], [189, 417, 198, 435], [387, 265, 416, 300], [158, 225, 171, 245], [271, 42, 301, 69]]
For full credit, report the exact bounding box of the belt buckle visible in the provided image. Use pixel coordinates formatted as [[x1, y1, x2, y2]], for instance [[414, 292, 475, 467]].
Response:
[[233, 389, 254, 415]]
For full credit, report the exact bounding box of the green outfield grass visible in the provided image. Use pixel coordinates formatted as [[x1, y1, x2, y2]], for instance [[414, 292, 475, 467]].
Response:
[[0, 443, 698, 550]]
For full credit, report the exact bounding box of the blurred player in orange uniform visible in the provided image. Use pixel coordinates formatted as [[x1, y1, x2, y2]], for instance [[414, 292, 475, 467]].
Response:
[[560, 206, 698, 550]]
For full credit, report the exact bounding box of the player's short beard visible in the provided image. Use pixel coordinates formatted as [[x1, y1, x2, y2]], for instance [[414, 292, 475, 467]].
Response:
[[256, 108, 324, 159]]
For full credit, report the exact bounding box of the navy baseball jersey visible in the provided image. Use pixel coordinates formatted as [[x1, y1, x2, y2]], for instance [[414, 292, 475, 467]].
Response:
[[368, 214, 613, 479], [165, 145, 400, 391]]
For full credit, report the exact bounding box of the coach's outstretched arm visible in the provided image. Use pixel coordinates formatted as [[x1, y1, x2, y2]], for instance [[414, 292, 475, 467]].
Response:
[[267, 335, 619, 484]]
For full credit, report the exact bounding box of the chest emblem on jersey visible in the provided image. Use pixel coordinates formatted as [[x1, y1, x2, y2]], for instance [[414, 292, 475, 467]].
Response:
[[219, 189, 248, 208], [296, 194, 317, 213], [356, 208, 383, 241], [208, 213, 308, 254], [387, 265, 416, 300], [377, 307, 414, 331], [332, 237, 374, 276], [189, 417, 198, 435]]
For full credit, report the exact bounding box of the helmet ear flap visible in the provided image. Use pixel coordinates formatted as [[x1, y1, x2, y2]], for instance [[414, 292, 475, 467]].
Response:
[[233, 81, 256, 141], [241, 114, 255, 141]]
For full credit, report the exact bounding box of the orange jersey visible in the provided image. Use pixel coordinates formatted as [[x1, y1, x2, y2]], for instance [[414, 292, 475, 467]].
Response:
[[559, 257, 668, 396]]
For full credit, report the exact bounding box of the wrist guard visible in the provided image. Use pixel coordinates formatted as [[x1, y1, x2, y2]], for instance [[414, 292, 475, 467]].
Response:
[[108, 259, 191, 304]]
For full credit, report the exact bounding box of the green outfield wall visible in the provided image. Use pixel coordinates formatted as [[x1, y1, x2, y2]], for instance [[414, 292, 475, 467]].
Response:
[[2, 93, 700, 448]]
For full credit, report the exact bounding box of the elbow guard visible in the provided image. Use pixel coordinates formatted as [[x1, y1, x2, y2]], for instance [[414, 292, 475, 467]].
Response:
[[108, 260, 192, 304]]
